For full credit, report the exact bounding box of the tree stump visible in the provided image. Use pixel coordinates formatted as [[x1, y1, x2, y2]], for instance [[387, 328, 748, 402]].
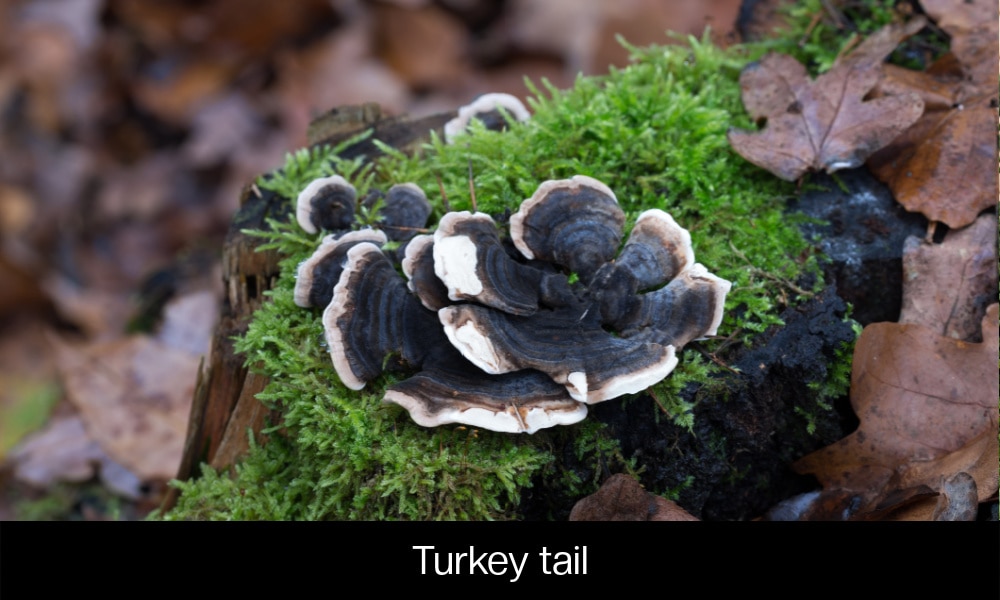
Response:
[[161, 103, 454, 511]]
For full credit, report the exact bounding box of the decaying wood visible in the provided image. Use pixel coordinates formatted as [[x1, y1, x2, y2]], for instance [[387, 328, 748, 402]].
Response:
[[161, 103, 451, 511]]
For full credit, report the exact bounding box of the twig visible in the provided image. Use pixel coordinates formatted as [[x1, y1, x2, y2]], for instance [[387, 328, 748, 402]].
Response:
[[435, 172, 451, 213], [467, 156, 477, 213], [693, 344, 742, 375], [799, 12, 823, 46], [833, 32, 860, 63], [924, 220, 938, 243], [820, 0, 848, 30], [729, 241, 815, 299], [647, 387, 673, 419]]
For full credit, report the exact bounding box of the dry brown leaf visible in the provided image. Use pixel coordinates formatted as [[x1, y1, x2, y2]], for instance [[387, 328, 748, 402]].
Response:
[[727, 19, 926, 181], [898, 212, 998, 341], [866, 92, 996, 229], [157, 290, 219, 356], [568, 473, 699, 521], [866, 1, 999, 229], [793, 304, 999, 516], [372, 3, 469, 89], [52, 334, 198, 481], [879, 429, 999, 520], [8, 414, 106, 486]]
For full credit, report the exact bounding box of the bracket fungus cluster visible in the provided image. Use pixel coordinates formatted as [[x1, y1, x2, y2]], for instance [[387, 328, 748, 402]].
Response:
[[294, 174, 731, 433]]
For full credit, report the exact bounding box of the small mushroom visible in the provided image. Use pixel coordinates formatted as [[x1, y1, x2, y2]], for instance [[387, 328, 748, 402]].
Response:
[[385, 366, 588, 434], [443, 93, 531, 143], [510, 175, 625, 284], [401, 234, 451, 311], [363, 183, 432, 242], [432, 211, 555, 315], [439, 303, 679, 404], [294, 229, 388, 308], [296, 175, 357, 234]]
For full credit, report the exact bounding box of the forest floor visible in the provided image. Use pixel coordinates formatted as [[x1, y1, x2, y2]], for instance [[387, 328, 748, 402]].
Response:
[[0, 0, 995, 523]]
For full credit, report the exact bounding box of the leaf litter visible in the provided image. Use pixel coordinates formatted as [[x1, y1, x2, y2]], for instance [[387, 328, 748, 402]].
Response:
[[866, 0, 999, 229], [727, 6, 997, 520], [726, 18, 926, 181], [792, 304, 998, 520]]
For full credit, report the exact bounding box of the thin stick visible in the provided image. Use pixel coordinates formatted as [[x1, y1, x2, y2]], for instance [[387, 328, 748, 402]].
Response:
[[467, 156, 477, 213], [435, 172, 452, 213], [925, 220, 938, 243], [382, 224, 432, 234], [648, 388, 674, 419], [693, 345, 742, 375], [799, 12, 823, 46], [729, 241, 815, 298], [833, 32, 860, 63], [819, 0, 847, 29]]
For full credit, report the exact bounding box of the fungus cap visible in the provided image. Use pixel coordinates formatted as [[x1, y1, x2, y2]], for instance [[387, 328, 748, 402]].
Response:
[[444, 93, 531, 143], [301, 174, 732, 432], [294, 229, 387, 308], [296, 175, 357, 234], [510, 175, 624, 283]]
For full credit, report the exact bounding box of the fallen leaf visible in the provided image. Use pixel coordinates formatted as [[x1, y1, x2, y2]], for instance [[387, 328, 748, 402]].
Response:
[[878, 430, 998, 520], [569, 473, 699, 521], [930, 472, 980, 521], [727, 19, 926, 181], [866, 90, 996, 229], [793, 304, 999, 516], [866, 1, 999, 229], [919, 0, 997, 88], [8, 414, 106, 486], [372, 3, 469, 89], [7, 413, 149, 500], [898, 212, 998, 341], [157, 289, 219, 356], [52, 334, 198, 481]]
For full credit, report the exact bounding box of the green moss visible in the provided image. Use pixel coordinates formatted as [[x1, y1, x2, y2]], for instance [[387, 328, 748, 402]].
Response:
[[762, 0, 945, 74], [162, 30, 859, 520], [799, 317, 862, 435]]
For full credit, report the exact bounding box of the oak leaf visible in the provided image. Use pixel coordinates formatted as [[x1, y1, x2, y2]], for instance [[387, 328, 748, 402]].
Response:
[[569, 473, 699, 521], [52, 334, 198, 481], [898, 212, 998, 340], [792, 304, 999, 517], [727, 19, 925, 181], [866, 0, 999, 228]]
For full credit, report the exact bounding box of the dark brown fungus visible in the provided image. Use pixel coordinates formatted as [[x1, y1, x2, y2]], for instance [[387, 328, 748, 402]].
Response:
[[432, 211, 553, 315], [439, 303, 678, 404], [294, 229, 387, 308], [510, 176, 625, 284], [614, 209, 694, 290], [385, 366, 587, 434], [296, 175, 357, 234], [611, 264, 731, 348], [590, 209, 696, 327], [323, 242, 440, 389], [303, 173, 731, 433], [322, 241, 585, 432], [365, 183, 432, 242], [443, 93, 531, 143], [401, 234, 452, 311]]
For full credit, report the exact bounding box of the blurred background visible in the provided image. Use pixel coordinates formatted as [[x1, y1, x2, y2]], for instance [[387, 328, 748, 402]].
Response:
[[0, 0, 751, 519]]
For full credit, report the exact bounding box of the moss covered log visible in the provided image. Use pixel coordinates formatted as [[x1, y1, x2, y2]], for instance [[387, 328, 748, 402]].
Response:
[[159, 12, 919, 519]]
